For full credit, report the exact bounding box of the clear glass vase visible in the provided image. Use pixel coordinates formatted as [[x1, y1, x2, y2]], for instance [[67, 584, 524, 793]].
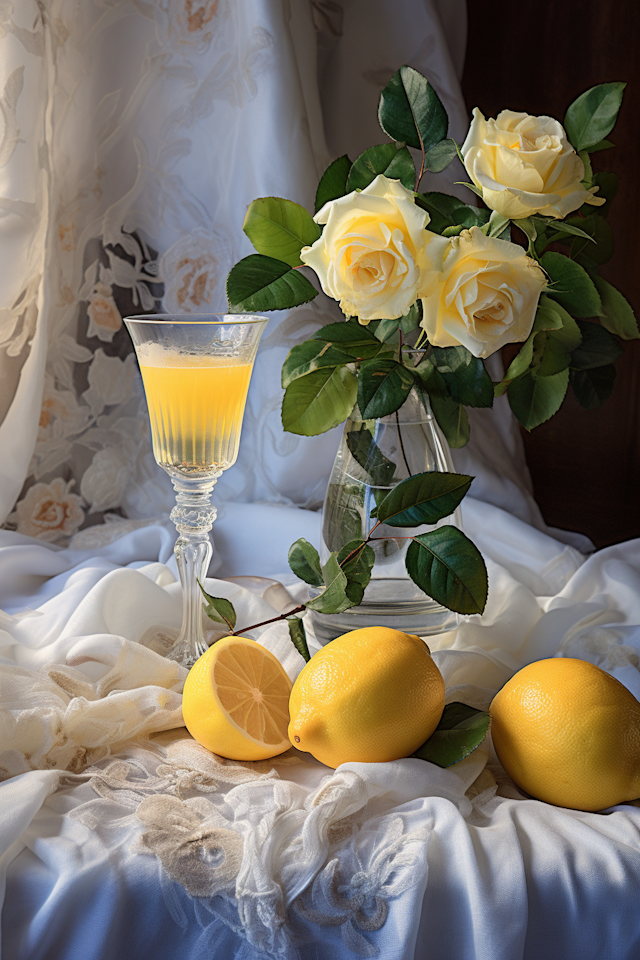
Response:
[[313, 388, 461, 645]]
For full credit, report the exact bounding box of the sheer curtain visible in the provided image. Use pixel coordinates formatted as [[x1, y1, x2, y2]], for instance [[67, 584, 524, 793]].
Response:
[[0, 0, 542, 559]]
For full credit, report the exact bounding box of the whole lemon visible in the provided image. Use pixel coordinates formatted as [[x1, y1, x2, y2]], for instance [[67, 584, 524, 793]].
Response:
[[288, 626, 445, 768], [490, 657, 640, 811]]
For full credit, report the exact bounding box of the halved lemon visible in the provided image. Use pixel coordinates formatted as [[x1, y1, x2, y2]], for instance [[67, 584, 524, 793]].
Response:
[[182, 635, 292, 761]]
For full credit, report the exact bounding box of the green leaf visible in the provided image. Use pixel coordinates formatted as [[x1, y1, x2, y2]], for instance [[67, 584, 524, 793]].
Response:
[[423, 138, 458, 173], [346, 143, 415, 192], [414, 702, 490, 768], [227, 254, 318, 312], [564, 82, 626, 152], [487, 212, 510, 238], [369, 487, 389, 520], [406, 526, 488, 615], [357, 358, 415, 419], [516, 217, 537, 241], [378, 65, 448, 152], [594, 276, 639, 340], [570, 365, 617, 409], [281, 340, 353, 387], [493, 378, 509, 399], [441, 224, 465, 238], [585, 138, 614, 153], [499, 332, 537, 389], [588, 172, 619, 218], [429, 394, 470, 448], [574, 253, 598, 279], [305, 553, 352, 614], [544, 301, 582, 352], [243, 198, 321, 268], [400, 301, 423, 335], [336, 539, 375, 605], [579, 149, 594, 190], [539, 218, 595, 244], [414, 191, 489, 235], [287, 617, 310, 662], [288, 538, 323, 587], [570, 320, 623, 370], [458, 181, 484, 200], [374, 318, 401, 343], [540, 251, 602, 318], [346, 428, 396, 485], [507, 369, 569, 430], [312, 321, 385, 359], [431, 346, 494, 408], [533, 296, 563, 332], [413, 354, 442, 391], [323, 482, 366, 550], [375, 471, 472, 527], [372, 301, 423, 343], [282, 365, 357, 436], [315, 155, 352, 213], [536, 334, 571, 377], [515, 217, 538, 257], [198, 582, 237, 631], [568, 215, 614, 265]]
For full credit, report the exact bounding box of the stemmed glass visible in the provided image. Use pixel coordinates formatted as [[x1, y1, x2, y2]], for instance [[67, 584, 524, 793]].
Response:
[[124, 314, 268, 668]]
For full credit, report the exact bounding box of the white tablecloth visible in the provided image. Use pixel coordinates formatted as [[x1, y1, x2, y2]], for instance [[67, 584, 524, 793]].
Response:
[[2, 499, 640, 959]]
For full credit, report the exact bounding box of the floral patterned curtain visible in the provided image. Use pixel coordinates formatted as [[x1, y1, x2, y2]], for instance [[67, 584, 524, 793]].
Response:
[[0, 0, 474, 546]]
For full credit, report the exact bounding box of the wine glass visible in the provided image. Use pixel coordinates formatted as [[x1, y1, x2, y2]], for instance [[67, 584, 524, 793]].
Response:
[[124, 314, 268, 668]]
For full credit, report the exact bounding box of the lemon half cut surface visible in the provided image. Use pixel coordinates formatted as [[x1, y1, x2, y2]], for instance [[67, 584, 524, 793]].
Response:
[[182, 635, 293, 761]]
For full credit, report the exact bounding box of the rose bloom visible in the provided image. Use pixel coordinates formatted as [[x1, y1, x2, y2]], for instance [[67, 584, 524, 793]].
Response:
[[300, 174, 448, 322], [421, 227, 547, 359], [15, 477, 85, 542], [462, 108, 605, 220]]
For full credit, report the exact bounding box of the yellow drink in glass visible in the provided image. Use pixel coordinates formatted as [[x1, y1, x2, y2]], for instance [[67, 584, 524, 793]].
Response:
[[138, 349, 253, 474], [124, 313, 267, 668]]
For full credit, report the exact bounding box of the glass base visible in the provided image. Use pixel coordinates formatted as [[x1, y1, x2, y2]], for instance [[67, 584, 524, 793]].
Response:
[[165, 635, 209, 670], [312, 580, 459, 646]]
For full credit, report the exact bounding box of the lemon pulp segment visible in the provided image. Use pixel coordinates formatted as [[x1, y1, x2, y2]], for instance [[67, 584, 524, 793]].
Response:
[[182, 636, 292, 761], [213, 642, 291, 745]]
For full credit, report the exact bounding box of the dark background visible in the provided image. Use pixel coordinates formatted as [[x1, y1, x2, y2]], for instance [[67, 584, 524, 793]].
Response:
[[461, 1, 640, 547]]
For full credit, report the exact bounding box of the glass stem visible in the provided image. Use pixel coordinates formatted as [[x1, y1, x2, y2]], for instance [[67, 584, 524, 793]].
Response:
[[168, 475, 220, 668]]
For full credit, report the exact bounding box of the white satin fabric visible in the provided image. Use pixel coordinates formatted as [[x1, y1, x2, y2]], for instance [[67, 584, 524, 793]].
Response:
[[2, 501, 640, 960]]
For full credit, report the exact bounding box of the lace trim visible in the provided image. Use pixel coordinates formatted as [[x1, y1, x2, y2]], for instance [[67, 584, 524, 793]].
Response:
[[67, 739, 434, 957]]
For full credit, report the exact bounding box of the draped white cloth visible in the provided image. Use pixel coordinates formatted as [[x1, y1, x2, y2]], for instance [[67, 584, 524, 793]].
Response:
[[3, 504, 640, 960]]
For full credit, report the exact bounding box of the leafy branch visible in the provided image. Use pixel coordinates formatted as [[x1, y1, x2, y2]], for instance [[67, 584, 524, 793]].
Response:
[[200, 471, 487, 661]]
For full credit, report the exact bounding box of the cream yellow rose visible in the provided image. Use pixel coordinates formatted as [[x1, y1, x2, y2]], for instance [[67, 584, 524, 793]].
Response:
[[300, 175, 448, 322], [421, 227, 547, 359], [462, 108, 605, 220], [15, 478, 85, 542]]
